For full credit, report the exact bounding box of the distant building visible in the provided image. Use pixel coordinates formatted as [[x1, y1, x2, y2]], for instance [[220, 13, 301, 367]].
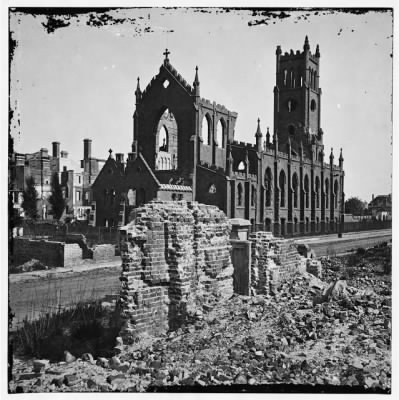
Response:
[[92, 37, 345, 235], [9, 139, 105, 221], [368, 194, 392, 221]]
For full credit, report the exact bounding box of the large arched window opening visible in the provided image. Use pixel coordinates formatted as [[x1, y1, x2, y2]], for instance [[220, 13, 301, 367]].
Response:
[[315, 177, 320, 208], [156, 108, 178, 170], [334, 180, 339, 209], [304, 174, 310, 209], [292, 173, 299, 209], [279, 170, 286, 208], [237, 183, 243, 206], [216, 119, 225, 148], [202, 114, 211, 146], [265, 168, 273, 207], [325, 178, 329, 209]]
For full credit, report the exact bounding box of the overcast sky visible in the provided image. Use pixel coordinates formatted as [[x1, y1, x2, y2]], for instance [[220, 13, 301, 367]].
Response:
[[9, 7, 393, 202]]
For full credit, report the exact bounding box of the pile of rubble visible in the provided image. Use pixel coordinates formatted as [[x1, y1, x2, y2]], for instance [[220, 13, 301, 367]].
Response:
[[9, 245, 391, 393], [9, 259, 48, 274]]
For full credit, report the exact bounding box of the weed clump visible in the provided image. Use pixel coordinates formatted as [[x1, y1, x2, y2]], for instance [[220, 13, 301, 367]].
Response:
[[14, 301, 122, 361]]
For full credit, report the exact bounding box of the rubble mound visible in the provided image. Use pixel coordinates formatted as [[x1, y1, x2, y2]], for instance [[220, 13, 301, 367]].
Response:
[[10, 259, 48, 274], [9, 243, 391, 393]]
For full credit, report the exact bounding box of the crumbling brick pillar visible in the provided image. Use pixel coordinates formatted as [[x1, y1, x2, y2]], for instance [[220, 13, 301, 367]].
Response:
[[118, 201, 234, 343], [164, 205, 196, 329], [250, 231, 306, 296], [119, 219, 169, 343], [190, 203, 234, 307]]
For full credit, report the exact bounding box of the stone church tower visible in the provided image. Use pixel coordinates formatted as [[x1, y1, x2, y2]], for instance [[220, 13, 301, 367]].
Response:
[[274, 36, 323, 159]]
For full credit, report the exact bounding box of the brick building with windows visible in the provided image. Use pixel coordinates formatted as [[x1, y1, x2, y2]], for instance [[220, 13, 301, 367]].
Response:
[[92, 37, 345, 235], [10, 139, 105, 221]]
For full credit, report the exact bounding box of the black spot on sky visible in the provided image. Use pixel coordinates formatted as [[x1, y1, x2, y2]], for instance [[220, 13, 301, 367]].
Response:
[[42, 15, 71, 33]]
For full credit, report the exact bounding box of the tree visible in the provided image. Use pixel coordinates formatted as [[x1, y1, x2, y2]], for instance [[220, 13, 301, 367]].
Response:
[[48, 172, 66, 220], [345, 196, 366, 215], [22, 176, 38, 219]]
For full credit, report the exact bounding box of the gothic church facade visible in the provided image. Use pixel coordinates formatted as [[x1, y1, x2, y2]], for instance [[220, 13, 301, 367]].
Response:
[[92, 37, 345, 236]]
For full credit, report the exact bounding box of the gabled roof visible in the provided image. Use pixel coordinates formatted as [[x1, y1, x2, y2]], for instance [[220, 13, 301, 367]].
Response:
[[91, 156, 124, 187], [141, 60, 194, 99], [136, 153, 161, 186]]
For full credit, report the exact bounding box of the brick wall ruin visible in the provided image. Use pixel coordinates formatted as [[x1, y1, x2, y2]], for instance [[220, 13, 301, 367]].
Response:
[[13, 238, 83, 268], [250, 232, 307, 295], [118, 201, 233, 343]]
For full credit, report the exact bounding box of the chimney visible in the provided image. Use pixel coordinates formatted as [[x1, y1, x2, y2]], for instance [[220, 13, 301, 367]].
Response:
[[84, 138, 92, 160], [40, 148, 48, 158], [61, 150, 68, 158], [15, 154, 25, 166], [52, 141, 60, 158], [116, 153, 124, 164]]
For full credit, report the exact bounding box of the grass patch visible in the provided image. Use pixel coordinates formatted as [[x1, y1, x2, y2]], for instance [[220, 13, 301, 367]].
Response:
[[14, 300, 122, 361]]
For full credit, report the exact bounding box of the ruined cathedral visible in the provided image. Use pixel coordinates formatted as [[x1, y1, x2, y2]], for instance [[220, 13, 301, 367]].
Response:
[[92, 36, 345, 236]]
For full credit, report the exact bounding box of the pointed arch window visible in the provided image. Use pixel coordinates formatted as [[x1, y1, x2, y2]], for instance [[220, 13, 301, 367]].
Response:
[[315, 177, 320, 208], [251, 185, 257, 207], [292, 173, 299, 209], [265, 168, 273, 207], [237, 161, 246, 171], [304, 174, 310, 208], [334, 180, 339, 209], [237, 183, 243, 206], [279, 170, 286, 208], [325, 178, 329, 209], [216, 119, 225, 148], [156, 108, 177, 170], [202, 114, 211, 146]]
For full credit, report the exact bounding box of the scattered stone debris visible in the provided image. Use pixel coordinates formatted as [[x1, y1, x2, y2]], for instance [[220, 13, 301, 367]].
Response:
[[10, 259, 48, 274], [9, 244, 391, 393]]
